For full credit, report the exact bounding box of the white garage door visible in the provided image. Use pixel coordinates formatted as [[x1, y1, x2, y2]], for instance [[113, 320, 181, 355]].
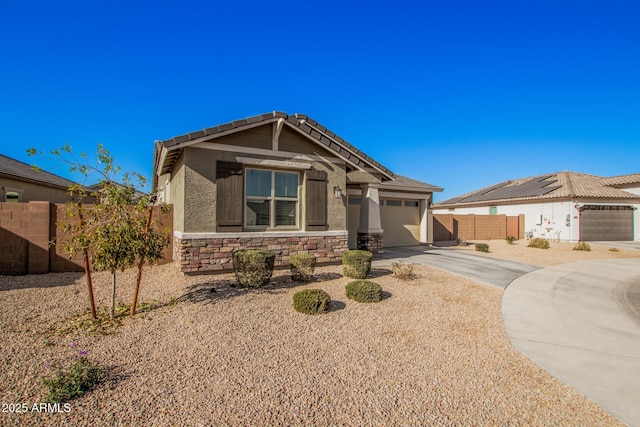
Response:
[[381, 199, 421, 247]]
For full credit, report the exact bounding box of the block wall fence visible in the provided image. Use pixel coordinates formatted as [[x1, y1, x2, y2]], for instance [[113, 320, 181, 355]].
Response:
[[0, 202, 173, 275]]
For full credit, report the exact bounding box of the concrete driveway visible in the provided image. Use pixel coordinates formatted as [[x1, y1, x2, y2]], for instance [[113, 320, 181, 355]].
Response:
[[503, 258, 640, 427], [375, 245, 640, 425], [373, 245, 539, 288]]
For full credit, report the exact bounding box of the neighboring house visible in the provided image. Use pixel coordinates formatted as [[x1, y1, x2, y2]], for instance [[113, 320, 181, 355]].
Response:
[[433, 171, 640, 242], [0, 153, 77, 203], [153, 111, 442, 273]]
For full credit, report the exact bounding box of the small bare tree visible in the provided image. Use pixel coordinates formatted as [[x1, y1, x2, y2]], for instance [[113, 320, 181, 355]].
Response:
[[28, 144, 170, 319]]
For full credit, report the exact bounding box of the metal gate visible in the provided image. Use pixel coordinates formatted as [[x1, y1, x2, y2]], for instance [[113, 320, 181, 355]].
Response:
[[579, 205, 633, 241]]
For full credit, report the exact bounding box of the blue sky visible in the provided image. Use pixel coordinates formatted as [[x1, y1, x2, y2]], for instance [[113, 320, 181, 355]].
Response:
[[1, 1, 638, 200]]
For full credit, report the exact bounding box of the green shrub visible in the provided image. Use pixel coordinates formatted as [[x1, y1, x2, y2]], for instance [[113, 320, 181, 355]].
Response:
[[573, 242, 591, 251], [293, 289, 331, 314], [505, 236, 516, 244], [345, 280, 383, 303], [527, 238, 550, 249], [290, 254, 317, 282], [43, 349, 106, 403], [232, 249, 276, 287], [475, 243, 489, 253], [457, 237, 467, 246], [609, 247, 620, 252], [342, 250, 373, 279], [391, 261, 416, 280]]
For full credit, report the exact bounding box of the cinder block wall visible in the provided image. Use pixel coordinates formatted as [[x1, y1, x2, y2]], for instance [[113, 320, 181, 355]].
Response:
[[0, 202, 174, 275]]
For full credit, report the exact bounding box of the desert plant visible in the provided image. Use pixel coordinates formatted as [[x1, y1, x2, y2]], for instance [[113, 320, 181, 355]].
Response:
[[290, 254, 317, 282], [28, 144, 171, 319], [573, 242, 591, 251], [293, 289, 331, 314], [391, 261, 416, 280], [527, 238, 550, 249], [232, 249, 276, 287], [457, 237, 467, 246], [342, 250, 373, 279], [609, 247, 620, 252], [345, 280, 383, 303], [475, 243, 489, 253], [505, 235, 516, 244], [43, 344, 106, 403]]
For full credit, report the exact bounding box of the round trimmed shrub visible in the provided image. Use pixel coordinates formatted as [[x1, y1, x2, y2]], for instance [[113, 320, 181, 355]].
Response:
[[293, 289, 331, 314], [342, 250, 373, 279], [232, 249, 275, 287], [290, 254, 317, 282], [505, 236, 516, 244], [345, 280, 383, 303]]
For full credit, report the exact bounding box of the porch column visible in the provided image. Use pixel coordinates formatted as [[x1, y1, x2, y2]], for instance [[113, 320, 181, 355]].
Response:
[[357, 183, 384, 253], [420, 195, 432, 243]]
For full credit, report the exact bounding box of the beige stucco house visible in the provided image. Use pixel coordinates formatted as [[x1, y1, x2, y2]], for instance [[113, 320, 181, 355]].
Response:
[[0, 153, 77, 203], [153, 111, 442, 273]]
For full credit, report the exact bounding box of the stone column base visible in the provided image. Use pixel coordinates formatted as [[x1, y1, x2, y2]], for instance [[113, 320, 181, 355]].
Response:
[[357, 232, 383, 254]]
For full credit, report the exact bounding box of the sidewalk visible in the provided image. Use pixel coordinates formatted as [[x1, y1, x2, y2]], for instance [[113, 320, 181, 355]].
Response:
[[502, 258, 640, 427]]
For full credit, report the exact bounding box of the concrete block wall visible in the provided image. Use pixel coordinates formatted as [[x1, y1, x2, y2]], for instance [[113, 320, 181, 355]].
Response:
[[0, 202, 174, 275]]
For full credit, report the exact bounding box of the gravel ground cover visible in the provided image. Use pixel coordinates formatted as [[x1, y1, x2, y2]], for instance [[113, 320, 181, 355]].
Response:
[[455, 239, 640, 267], [1, 260, 623, 426]]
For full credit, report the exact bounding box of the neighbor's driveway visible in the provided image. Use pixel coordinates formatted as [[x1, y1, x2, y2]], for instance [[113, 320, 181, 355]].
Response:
[[503, 258, 640, 427], [373, 245, 539, 288]]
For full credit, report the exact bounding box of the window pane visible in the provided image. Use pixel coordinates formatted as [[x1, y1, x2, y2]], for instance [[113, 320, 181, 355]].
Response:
[[6, 192, 19, 203], [275, 200, 297, 226], [246, 200, 270, 226], [246, 170, 271, 197], [386, 199, 402, 207], [274, 172, 298, 198]]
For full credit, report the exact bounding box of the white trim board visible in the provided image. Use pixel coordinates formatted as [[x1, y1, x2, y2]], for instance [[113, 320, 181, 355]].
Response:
[[175, 230, 348, 240]]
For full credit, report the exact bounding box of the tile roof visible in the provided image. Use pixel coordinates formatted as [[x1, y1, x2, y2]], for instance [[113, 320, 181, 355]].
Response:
[[601, 173, 640, 187], [380, 174, 443, 193], [0, 153, 77, 189], [155, 111, 394, 179], [436, 171, 640, 208]]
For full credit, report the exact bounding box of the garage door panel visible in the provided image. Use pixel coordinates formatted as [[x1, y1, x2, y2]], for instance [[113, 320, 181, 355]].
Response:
[[381, 200, 421, 247], [580, 207, 633, 241]]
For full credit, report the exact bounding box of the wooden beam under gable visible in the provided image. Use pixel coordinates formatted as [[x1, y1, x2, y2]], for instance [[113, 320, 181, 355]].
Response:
[[272, 118, 284, 151]]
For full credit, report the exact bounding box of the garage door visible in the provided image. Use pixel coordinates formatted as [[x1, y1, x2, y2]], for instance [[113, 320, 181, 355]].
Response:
[[381, 199, 421, 247], [580, 205, 633, 241]]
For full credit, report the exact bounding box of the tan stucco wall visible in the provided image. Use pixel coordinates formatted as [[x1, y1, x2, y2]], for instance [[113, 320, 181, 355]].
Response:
[[170, 152, 186, 233], [215, 125, 272, 150], [175, 146, 347, 233], [0, 177, 72, 203]]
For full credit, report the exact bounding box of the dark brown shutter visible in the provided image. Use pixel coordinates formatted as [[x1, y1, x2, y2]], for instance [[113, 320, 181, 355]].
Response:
[[216, 161, 243, 232], [306, 169, 327, 231]]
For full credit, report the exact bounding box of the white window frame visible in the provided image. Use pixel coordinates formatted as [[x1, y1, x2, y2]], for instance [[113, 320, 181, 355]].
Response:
[[244, 168, 300, 230]]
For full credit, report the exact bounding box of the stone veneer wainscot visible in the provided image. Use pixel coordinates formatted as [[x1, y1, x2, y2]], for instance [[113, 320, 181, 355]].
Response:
[[174, 231, 349, 274]]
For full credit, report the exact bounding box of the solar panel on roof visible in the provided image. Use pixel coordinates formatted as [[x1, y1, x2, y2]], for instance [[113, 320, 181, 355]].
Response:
[[462, 175, 561, 202]]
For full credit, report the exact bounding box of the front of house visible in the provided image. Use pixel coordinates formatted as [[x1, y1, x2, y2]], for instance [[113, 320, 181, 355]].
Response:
[[153, 112, 442, 273]]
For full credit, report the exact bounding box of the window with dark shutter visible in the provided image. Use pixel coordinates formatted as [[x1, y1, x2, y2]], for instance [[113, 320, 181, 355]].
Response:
[[305, 169, 327, 231], [216, 161, 243, 232]]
